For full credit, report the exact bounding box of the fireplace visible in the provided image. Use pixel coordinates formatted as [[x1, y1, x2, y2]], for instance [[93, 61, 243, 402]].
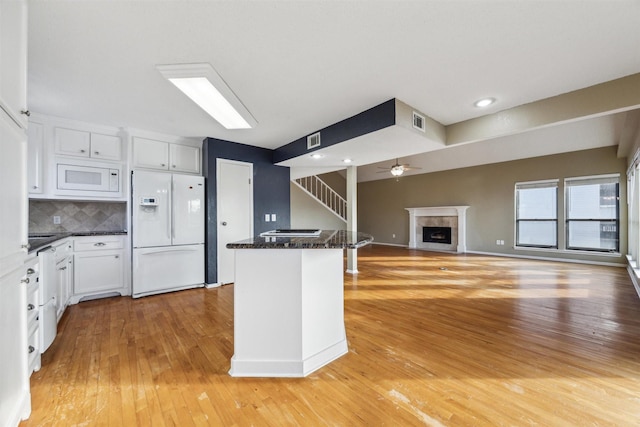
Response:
[[405, 206, 470, 253], [423, 227, 452, 244]]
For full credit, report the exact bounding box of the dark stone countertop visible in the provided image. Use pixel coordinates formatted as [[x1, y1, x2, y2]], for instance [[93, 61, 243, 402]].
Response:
[[226, 230, 374, 250], [28, 231, 128, 254]]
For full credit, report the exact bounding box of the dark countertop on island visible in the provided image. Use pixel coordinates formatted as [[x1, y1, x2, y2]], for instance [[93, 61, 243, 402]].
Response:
[[28, 231, 128, 253], [226, 230, 373, 250]]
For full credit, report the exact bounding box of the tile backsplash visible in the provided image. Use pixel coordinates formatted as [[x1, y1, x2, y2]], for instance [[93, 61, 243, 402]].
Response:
[[29, 200, 127, 234]]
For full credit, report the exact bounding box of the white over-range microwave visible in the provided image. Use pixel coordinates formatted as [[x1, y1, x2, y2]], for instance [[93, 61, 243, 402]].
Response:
[[56, 162, 121, 196]]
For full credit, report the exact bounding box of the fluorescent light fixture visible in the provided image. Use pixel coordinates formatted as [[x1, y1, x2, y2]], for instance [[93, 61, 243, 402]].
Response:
[[157, 63, 257, 129], [474, 97, 496, 108]]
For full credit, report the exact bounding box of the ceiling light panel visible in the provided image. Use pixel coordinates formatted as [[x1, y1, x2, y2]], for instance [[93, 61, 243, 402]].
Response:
[[157, 63, 257, 129]]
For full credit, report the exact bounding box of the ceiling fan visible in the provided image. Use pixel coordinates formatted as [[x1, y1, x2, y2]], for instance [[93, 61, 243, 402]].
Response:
[[377, 158, 421, 177]]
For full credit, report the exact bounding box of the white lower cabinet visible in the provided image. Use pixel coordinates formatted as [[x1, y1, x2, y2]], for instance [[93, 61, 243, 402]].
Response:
[[24, 257, 40, 375], [55, 256, 72, 321], [52, 239, 73, 322], [73, 235, 125, 298]]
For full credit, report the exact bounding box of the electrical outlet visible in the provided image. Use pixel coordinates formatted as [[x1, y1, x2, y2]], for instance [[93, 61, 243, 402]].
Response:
[[265, 214, 270, 222], [496, 239, 500, 245], [53, 216, 61, 225], [392, 233, 396, 239], [271, 214, 276, 222]]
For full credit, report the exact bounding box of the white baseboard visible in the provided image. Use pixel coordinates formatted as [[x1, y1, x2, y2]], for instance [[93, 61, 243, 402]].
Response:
[[204, 282, 221, 289], [371, 242, 408, 248], [466, 250, 626, 268]]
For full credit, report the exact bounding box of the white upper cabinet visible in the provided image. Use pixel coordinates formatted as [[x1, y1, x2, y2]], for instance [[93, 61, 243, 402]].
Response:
[[170, 144, 201, 174], [55, 127, 90, 157], [133, 137, 200, 174], [27, 121, 44, 194], [132, 137, 169, 170], [54, 127, 122, 161], [90, 133, 122, 161], [0, 0, 28, 129]]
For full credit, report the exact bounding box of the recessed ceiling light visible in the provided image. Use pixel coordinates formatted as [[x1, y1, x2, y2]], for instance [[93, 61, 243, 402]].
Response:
[[343, 158, 352, 163], [474, 97, 496, 108], [310, 153, 324, 159], [157, 63, 257, 129]]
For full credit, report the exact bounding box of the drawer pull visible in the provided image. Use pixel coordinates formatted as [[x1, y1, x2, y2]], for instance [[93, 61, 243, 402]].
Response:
[[27, 304, 35, 311], [94, 242, 106, 247], [58, 266, 67, 271], [27, 268, 35, 275], [28, 346, 35, 354]]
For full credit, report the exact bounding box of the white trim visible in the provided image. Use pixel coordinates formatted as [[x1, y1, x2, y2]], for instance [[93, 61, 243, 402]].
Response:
[[513, 244, 622, 258], [345, 269, 358, 274], [625, 255, 640, 299], [205, 282, 221, 289], [565, 172, 620, 183], [514, 178, 559, 187], [371, 242, 408, 248], [467, 250, 626, 267]]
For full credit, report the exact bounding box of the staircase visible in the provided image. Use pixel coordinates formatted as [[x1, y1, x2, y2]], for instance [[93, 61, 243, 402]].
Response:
[[293, 175, 347, 222]]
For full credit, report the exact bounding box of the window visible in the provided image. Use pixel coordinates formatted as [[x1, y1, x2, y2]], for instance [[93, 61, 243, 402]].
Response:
[[515, 180, 558, 248], [565, 175, 620, 252]]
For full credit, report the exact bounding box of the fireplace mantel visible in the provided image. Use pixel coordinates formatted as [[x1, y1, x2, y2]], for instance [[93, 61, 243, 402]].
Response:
[[405, 206, 470, 253]]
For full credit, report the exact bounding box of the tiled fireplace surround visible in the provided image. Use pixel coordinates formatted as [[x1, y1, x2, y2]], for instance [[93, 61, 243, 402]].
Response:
[[405, 206, 470, 253]]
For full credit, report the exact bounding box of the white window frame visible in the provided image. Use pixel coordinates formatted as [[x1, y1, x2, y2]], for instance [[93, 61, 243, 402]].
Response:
[[514, 179, 559, 249], [564, 173, 620, 253]]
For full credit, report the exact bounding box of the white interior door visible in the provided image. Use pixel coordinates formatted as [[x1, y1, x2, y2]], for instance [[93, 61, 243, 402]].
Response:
[[217, 159, 253, 284]]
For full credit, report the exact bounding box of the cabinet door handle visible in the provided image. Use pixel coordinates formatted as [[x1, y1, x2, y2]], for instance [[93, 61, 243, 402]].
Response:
[[80, 149, 86, 153], [94, 151, 100, 155], [21, 278, 30, 284], [27, 304, 35, 311], [27, 268, 35, 275], [172, 165, 176, 168], [114, 255, 119, 259], [21, 243, 30, 249], [94, 242, 106, 247], [21, 110, 31, 117], [32, 185, 38, 189], [161, 163, 166, 167], [58, 266, 67, 271], [28, 346, 35, 354]]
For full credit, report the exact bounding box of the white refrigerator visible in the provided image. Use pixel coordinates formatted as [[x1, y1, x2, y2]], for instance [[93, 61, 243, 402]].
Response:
[[132, 170, 205, 298]]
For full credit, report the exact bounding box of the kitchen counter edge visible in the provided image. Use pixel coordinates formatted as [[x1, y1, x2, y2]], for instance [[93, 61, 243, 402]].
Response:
[[28, 231, 128, 254], [226, 230, 374, 250]]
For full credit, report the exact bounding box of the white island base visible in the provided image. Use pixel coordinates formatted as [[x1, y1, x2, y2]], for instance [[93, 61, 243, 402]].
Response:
[[229, 248, 348, 377]]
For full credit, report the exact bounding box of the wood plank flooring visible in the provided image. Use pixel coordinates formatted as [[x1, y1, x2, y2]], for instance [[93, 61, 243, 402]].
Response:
[[22, 245, 640, 426]]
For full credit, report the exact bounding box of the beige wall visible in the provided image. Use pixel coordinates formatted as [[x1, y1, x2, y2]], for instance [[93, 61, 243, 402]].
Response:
[[290, 182, 347, 230], [358, 146, 627, 264], [317, 171, 346, 198]]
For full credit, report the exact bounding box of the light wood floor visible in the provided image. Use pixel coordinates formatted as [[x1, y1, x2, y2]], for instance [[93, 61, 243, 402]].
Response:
[[23, 245, 640, 426]]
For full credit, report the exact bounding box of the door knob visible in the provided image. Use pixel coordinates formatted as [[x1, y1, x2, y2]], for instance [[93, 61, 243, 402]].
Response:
[[221, 221, 227, 226]]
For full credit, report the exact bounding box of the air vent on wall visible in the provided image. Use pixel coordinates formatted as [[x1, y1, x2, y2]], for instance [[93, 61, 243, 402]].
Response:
[[307, 132, 321, 149], [412, 111, 426, 132]]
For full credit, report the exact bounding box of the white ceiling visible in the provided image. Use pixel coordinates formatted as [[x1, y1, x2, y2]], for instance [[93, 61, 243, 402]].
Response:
[[27, 1, 640, 181]]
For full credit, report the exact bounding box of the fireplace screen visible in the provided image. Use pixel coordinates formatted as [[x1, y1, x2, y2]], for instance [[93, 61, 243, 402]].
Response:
[[423, 227, 452, 244]]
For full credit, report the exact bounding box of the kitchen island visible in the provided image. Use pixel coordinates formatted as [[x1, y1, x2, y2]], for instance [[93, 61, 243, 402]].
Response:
[[226, 230, 373, 377]]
